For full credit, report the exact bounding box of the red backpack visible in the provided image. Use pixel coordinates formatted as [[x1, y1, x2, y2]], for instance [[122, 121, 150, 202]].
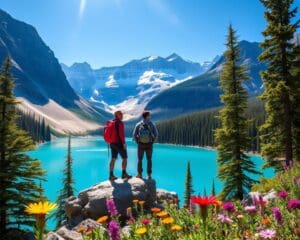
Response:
[[103, 120, 115, 143]]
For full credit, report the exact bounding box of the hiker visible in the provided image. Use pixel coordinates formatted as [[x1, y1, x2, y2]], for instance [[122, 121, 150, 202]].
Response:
[[133, 111, 158, 180], [104, 110, 132, 181]]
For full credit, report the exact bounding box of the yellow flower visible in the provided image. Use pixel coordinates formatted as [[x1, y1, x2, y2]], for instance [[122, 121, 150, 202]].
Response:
[[162, 217, 174, 224], [96, 215, 109, 224], [151, 207, 161, 213], [171, 224, 182, 231], [135, 227, 147, 235], [156, 210, 168, 218], [133, 199, 139, 204], [25, 201, 57, 215]]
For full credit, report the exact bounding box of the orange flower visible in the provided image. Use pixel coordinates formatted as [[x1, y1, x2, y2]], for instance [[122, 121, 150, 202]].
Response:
[[261, 218, 271, 225], [139, 200, 145, 206], [156, 210, 168, 218], [214, 200, 222, 207], [97, 215, 109, 224], [151, 207, 161, 213], [77, 226, 86, 233], [171, 224, 182, 231], [162, 217, 174, 224]]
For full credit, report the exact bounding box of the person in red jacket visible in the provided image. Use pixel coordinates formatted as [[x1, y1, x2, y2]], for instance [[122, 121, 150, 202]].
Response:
[[109, 110, 132, 180]]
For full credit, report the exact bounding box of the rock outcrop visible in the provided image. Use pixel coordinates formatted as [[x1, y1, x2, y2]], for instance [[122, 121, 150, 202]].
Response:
[[65, 177, 157, 226]]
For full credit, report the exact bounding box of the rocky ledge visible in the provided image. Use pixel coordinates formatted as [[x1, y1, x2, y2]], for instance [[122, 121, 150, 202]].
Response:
[[65, 177, 177, 226]]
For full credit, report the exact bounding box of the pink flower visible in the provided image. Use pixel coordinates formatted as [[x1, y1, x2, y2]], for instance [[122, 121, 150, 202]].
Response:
[[106, 199, 118, 217], [245, 205, 257, 214], [277, 191, 289, 199], [217, 214, 233, 224], [288, 199, 300, 209], [272, 207, 282, 224], [259, 229, 276, 239], [222, 202, 235, 213], [141, 218, 151, 225]]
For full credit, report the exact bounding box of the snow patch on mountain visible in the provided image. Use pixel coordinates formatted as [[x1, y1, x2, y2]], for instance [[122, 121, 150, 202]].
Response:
[[105, 75, 119, 88]]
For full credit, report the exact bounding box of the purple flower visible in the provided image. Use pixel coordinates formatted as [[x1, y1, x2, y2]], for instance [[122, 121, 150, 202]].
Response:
[[245, 205, 257, 214], [259, 229, 276, 239], [108, 220, 121, 240], [222, 202, 235, 213], [272, 207, 282, 224], [217, 214, 233, 224], [106, 199, 118, 217], [288, 199, 300, 210], [277, 191, 289, 199]]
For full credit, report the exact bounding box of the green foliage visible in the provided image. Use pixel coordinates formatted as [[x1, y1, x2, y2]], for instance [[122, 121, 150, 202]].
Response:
[[55, 135, 75, 227], [184, 161, 194, 207], [215, 25, 261, 200], [259, 0, 299, 168], [156, 100, 265, 152], [0, 58, 45, 235]]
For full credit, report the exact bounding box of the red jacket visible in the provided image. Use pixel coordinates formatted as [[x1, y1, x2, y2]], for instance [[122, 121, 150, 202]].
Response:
[[111, 119, 125, 144]]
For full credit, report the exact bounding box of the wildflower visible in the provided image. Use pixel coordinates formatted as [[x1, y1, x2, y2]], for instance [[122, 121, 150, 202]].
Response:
[[135, 227, 147, 235], [254, 195, 267, 206], [106, 199, 118, 217], [162, 217, 174, 224], [132, 199, 139, 204], [139, 200, 145, 206], [171, 225, 182, 231], [237, 214, 244, 219], [259, 229, 276, 239], [77, 226, 86, 233], [217, 214, 233, 224], [271, 207, 282, 224], [25, 201, 57, 215], [151, 207, 161, 213], [277, 191, 289, 199], [222, 202, 235, 213], [191, 196, 216, 207], [108, 220, 121, 240], [141, 218, 151, 225], [213, 200, 222, 207], [191, 196, 216, 240], [25, 201, 57, 240], [288, 199, 300, 209], [126, 207, 132, 218], [97, 215, 109, 224], [261, 217, 271, 225], [245, 205, 257, 214], [156, 210, 168, 218]]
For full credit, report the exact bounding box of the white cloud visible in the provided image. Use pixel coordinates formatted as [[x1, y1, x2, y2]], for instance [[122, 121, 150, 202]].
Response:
[[146, 0, 180, 26], [79, 0, 87, 19]]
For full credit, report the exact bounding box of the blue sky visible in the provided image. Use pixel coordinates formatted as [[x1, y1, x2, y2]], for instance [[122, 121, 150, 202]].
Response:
[[0, 0, 299, 68]]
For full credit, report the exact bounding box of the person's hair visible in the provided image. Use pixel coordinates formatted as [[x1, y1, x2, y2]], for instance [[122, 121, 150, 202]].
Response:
[[142, 110, 150, 119], [114, 110, 123, 118]]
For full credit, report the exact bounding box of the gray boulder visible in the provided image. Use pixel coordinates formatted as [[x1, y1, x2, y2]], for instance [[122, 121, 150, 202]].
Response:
[[156, 189, 179, 205], [45, 232, 65, 240], [56, 226, 82, 240], [65, 177, 156, 225]]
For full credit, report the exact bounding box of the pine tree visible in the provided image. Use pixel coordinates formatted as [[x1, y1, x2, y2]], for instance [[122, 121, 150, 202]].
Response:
[[259, 0, 299, 168], [0, 58, 45, 234], [183, 161, 194, 206], [292, 37, 300, 161], [55, 135, 75, 227], [215, 25, 261, 200], [211, 179, 216, 196]]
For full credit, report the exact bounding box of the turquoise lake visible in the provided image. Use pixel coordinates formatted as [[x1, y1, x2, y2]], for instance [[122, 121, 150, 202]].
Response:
[[28, 137, 274, 229]]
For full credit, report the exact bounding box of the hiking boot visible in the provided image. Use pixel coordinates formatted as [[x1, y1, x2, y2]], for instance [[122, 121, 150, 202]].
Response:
[[109, 175, 118, 181], [136, 173, 143, 179], [122, 172, 132, 179]]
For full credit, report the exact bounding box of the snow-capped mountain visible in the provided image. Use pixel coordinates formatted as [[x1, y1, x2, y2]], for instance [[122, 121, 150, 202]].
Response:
[[62, 54, 218, 120]]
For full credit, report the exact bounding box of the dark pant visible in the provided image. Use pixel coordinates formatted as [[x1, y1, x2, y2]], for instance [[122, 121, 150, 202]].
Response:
[[137, 143, 153, 175]]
